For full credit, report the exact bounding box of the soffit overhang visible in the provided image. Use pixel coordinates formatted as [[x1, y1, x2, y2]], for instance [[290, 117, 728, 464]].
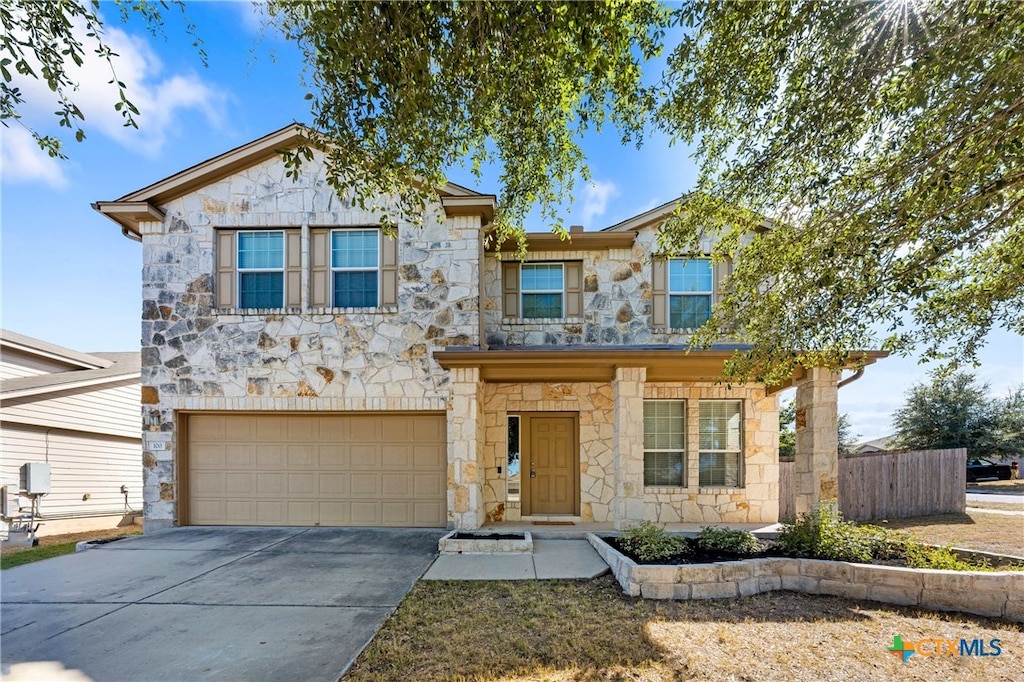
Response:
[[435, 347, 888, 389], [485, 231, 638, 253]]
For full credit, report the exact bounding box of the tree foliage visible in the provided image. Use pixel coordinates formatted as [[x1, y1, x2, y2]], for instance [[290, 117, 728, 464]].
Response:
[[662, 1, 1024, 383], [890, 372, 1024, 457], [266, 0, 669, 247], [778, 397, 858, 459], [6, 1, 1022, 385], [0, 0, 203, 158]]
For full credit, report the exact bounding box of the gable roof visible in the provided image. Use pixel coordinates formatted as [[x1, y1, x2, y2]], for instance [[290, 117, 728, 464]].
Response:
[[600, 194, 775, 234], [0, 329, 112, 371], [93, 123, 489, 237], [0, 331, 140, 401]]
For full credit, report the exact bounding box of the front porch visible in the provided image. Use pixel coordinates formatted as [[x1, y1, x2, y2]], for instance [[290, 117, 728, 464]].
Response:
[[438, 347, 885, 531]]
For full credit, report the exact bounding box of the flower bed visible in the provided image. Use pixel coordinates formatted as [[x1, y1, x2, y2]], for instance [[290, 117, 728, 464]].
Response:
[[587, 533, 1024, 622]]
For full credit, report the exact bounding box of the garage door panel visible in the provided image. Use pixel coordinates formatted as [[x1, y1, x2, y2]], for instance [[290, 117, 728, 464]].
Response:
[[319, 473, 349, 496], [382, 445, 412, 469], [188, 413, 445, 527], [224, 473, 255, 495], [382, 473, 411, 497], [349, 445, 380, 469], [348, 417, 381, 441], [350, 473, 380, 496], [318, 445, 349, 469], [191, 471, 224, 495], [287, 445, 315, 468], [256, 445, 287, 469], [257, 473, 285, 495], [288, 473, 317, 496]]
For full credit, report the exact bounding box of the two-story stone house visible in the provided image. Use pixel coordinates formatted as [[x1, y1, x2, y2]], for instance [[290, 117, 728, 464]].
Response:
[[96, 125, 883, 532]]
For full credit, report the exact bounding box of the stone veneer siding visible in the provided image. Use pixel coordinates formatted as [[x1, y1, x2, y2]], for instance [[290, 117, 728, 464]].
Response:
[[480, 381, 780, 525], [138, 153, 481, 530], [481, 232, 730, 347]]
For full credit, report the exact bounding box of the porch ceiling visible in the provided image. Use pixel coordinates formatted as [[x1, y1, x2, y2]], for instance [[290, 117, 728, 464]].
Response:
[[435, 346, 887, 386]]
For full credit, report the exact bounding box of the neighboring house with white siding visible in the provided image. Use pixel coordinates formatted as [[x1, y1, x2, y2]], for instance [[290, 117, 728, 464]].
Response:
[[0, 330, 142, 536]]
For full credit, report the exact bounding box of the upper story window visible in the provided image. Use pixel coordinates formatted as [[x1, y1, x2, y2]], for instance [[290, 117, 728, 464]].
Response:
[[216, 229, 300, 310], [237, 231, 285, 308], [332, 229, 379, 307], [652, 255, 728, 330], [698, 400, 743, 487], [501, 261, 582, 319], [521, 263, 564, 318], [668, 258, 713, 329]]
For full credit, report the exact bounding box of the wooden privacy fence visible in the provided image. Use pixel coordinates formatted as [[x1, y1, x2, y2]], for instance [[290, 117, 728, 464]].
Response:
[[779, 448, 967, 522]]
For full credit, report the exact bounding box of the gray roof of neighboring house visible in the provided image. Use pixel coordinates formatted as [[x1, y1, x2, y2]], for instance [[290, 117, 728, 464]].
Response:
[[0, 330, 140, 400]]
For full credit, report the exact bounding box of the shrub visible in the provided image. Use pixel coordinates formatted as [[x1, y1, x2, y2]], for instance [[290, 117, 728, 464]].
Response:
[[619, 521, 689, 562], [777, 505, 906, 563], [697, 526, 762, 556], [903, 544, 994, 571]]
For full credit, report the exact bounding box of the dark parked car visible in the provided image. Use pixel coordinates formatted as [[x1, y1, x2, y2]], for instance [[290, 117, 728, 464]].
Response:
[[966, 457, 1013, 482]]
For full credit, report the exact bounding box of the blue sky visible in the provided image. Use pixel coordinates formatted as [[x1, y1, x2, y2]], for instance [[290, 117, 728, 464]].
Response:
[[2, 1, 1021, 440]]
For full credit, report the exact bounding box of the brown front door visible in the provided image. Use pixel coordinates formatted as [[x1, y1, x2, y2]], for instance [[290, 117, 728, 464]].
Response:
[[522, 413, 579, 516]]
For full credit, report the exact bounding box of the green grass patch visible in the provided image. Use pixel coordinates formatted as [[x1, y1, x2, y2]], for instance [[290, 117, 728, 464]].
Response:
[[1, 541, 78, 569]]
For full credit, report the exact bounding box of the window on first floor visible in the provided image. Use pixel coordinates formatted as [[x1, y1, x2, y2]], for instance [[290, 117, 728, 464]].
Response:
[[643, 400, 685, 486], [699, 400, 742, 487], [331, 229, 380, 307], [237, 231, 285, 308]]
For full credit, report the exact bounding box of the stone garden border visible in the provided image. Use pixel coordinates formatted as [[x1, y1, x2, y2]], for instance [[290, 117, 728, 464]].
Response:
[[586, 533, 1024, 623]]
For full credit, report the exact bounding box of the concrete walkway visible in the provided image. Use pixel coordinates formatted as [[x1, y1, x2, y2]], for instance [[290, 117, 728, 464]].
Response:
[[423, 538, 609, 580]]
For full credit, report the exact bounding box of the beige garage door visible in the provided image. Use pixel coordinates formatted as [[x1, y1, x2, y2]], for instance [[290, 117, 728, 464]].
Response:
[[185, 413, 446, 527]]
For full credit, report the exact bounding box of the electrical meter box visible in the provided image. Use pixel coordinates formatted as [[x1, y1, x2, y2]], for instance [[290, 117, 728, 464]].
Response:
[[20, 462, 52, 494]]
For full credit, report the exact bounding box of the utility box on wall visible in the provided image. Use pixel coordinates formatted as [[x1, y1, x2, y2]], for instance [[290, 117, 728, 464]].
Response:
[[20, 462, 52, 494]]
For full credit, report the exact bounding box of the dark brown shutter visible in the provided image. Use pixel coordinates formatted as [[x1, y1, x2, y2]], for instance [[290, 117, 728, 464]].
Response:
[[564, 261, 583, 317], [381, 229, 399, 306], [286, 230, 302, 308], [502, 261, 520, 318], [651, 257, 667, 327], [216, 231, 236, 308], [310, 229, 330, 308], [713, 256, 732, 308]]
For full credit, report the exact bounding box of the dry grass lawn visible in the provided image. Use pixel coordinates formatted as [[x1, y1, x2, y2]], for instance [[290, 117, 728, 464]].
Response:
[[346, 576, 1022, 681], [870, 511, 1023, 557]]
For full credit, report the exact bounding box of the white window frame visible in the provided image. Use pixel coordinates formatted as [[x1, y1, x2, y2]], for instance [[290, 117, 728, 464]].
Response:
[[330, 228, 381, 308], [698, 399, 743, 488], [668, 257, 713, 329], [520, 262, 565, 319], [237, 230, 285, 309], [643, 399, 687, 487]]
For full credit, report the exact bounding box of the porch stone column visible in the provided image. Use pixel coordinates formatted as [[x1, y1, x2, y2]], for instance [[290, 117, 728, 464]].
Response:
[[613, 366, 646, 530], [794, 366, 840, 517], [448, 366, 484, 529]]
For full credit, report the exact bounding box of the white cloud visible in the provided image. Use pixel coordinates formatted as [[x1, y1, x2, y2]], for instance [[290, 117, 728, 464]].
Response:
[[236, 1, 271, 35], [578, 179, 620, 228], [1, 127, 69, 189], [11, 14, 226, 159]]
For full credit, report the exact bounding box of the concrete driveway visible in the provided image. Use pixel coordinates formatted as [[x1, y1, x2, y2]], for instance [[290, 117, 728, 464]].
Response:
[[1, 526, 445, 682]]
